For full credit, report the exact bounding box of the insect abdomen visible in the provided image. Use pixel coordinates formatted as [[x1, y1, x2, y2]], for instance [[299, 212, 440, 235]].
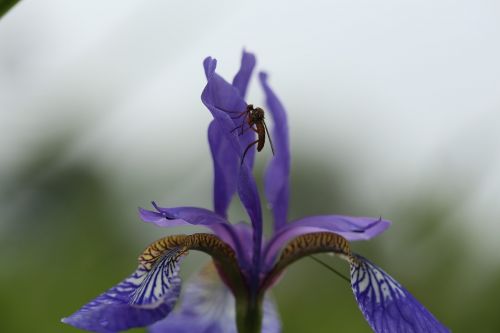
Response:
[[256, 123, 265, 151]]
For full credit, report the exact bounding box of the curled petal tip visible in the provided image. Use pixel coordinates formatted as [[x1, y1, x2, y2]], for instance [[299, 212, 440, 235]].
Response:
[[138, 207, 164, 223], [203, 57, 217, 80], [259, 71, 269, 81]]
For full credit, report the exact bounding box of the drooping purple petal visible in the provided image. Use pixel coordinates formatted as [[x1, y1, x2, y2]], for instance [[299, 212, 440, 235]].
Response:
[[148, 264, 281, 333], [139, 203, 250, 270], [262, 215, 390, 270], [62, 250, 183, 333], [350, 255, 450, 333], [259, 72, 290, 231]]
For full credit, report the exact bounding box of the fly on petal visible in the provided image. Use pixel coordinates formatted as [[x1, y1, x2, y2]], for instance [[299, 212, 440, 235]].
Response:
[[63, 51, 449, 333]]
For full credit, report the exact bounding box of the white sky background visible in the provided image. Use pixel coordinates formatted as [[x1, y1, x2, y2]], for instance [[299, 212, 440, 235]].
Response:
[[1, 0, 500, 259]]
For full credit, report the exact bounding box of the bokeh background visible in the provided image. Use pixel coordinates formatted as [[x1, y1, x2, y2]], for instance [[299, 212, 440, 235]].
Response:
[[1, 1, 500, 332]]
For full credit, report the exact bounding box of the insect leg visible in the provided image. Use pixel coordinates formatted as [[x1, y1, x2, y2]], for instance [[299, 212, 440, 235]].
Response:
[[263, 121, 275, 155], [216, 106, 247, 117], [232, 122, 253, 136], [309, 256, 350, 283], [238, 119, 259, 135], [241, 140, 259, 165], [224, 110, 247, 115], [230, 124, 244, 133]]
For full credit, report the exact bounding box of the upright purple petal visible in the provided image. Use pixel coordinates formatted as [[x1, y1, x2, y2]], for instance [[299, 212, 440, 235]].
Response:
[[232, 50, 256, 100], [208, 120, 238, 217], [263, 215, 390, 270], [229, 222, 255, 260], [350, 255, 450, 333], [208, 51, 257, 217], [238, 164, 264, 287], [149, 264, 281, 333], [202, 55, 264, 283], [202, 57, 244, 155], [232, 50, 258, 168], [202, 56, 256, 168], [203, 56, 217, 80], [62, 251, 183, 333], [259, 72, 290, 231]]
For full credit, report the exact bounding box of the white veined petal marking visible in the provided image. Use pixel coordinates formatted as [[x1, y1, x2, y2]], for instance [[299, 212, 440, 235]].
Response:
[[129, 247, 183, 308], [349, 254, 450, 333], [351, 255, 405, 305]]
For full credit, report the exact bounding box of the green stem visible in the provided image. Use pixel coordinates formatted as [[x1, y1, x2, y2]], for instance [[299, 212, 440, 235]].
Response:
[[236, 295, 263, 333], [0, 0, 20, 19]]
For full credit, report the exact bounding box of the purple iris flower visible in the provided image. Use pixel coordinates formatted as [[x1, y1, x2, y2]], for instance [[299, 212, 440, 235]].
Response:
[[62, 51, 450, 333]]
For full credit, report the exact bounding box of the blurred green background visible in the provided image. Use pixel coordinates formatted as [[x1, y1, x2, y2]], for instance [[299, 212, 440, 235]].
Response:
[[2, 1, 500, 332]]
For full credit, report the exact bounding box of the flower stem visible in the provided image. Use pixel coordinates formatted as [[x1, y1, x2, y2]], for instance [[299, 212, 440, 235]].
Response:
[[236, 295, 263, 333]]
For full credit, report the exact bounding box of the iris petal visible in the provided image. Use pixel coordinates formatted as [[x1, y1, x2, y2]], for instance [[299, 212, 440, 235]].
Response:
[[201, 56, 263, 221], [208, 120, 239, 217], [350, 255, 450, 333], [261, 232, 448, 333], [139, 203, 250, 269], [201, 56, 247, 156], [62, 248, 184, 333], [63, 234, 244, 333], [259, 72, 291, 231], [201, 54, 264, 281], [263, 215, 390, 270], [232, 50, 256, 98], [141, 204, 229, 226], [149, 264, 281, 333], [208, 51, 257, 217], [261, 231, 351, 290]]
